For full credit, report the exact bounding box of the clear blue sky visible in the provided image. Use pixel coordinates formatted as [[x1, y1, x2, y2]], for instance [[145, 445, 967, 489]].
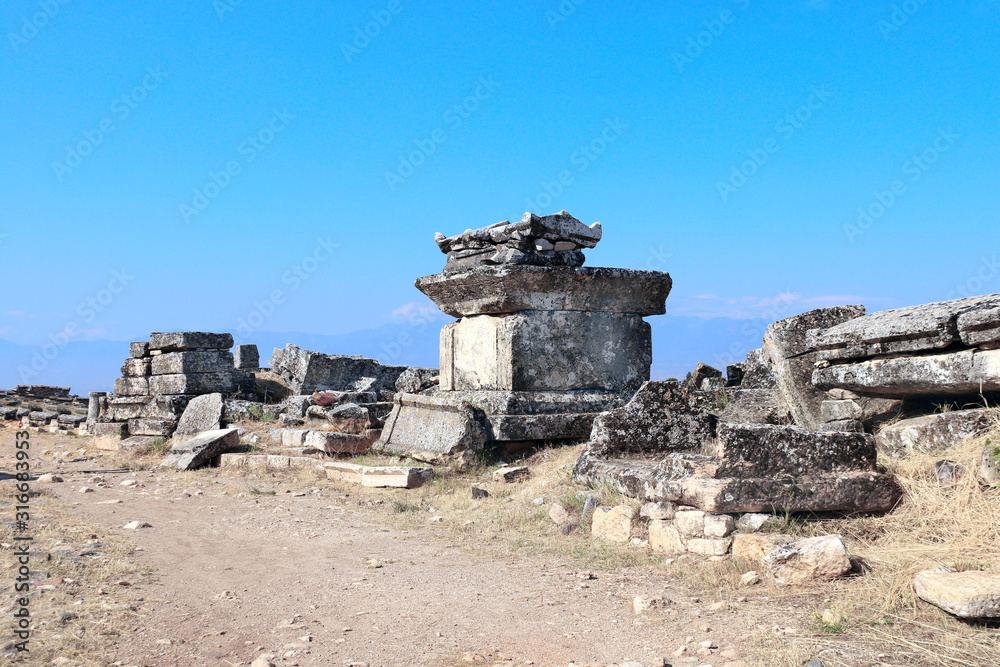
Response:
[[2, 1, 999, 379]]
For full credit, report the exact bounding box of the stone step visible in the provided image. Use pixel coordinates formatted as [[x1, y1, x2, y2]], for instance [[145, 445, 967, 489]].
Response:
[[324, 462, 432, 488]]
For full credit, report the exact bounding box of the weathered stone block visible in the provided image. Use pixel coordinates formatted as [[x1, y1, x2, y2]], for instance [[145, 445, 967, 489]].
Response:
[[113, 377, 149, 396], [808, 294, 1000, 361], [394, 367, 438, 394], [914, 570, 1000, 618], [234, 344, 260, 370], [820, 399, 862, 422], [92, 421, 127, 450], [305, 403, 370, 434], [716, 423, 877, 477], [763, 534, 852, 586], [121, 358, 151, 378], [591, 504, 637, 543], [303, 430, 369, 455], [813, 349, 1000, 397], [416, 265, 672, 318], [649, 520, 685, 554], [149, 331, 234, 352], [324, 462, 433, 488], [151, 350, 234, 375], [674, 510, 706, 537], [686, 537, 732, 556], [763, 305, 866, 429], [439, 310, 651, 392], [732, 533, 793, 562], [486, 413, 596, 442], [718, 388, 791, 425], [640, 501, 676, 520], [148, 373, 235, 396], [127, 418, 177, 437], [173, 393, 223, 444], [876, 409, 996, 457], [159, 427, 239, 470], [106, 396, 189, 422], [270, 344, 406, 395], [703, 513, 735, 538], [958, 305, 1000, 348], [129, 341, 149, 358], [373, 394, 489, 467]]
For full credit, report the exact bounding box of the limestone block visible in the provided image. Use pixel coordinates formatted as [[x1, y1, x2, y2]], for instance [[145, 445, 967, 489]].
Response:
[[270, 344, 406, 395], [808, 294, 1000, 361], [303, 430, 369, 455], [493, 466, 530, 483], [640, 501, 676, 520], [914, 570, 1000, 618], [958, 305, 1000, 347], [234, 344, 260, 370], [674, 510, 706, 537], [121, 358, 151, 378], [763, 305, 866, 429], [325, 462, 433, 488], [876, 409, 995, 457], [92, 421, 127, 450], [129, 341, 149, 358], [686, 537, 732, 556], [151, 350, 235, 375], [763, 534, 852, 586], [148, 373, 235, 396], [114, 377, 149, 396], [716, 423, 877, 477], [148, 331, 234, 352], [486, 413, 596, 442], [127, 418, 177, 437], [280, 429, 309, 447], [813, 349, 1000, 397], [440, 310, 651, 392], [649, 520, 685, 554], [373, 394, 489, 467], [820, 400, 862, 422], [416, 265, 672, 318], [159, 427, 239, 470], [173, 393, 223, 444], [591, 504, 637, 543], [703, 514, 735, 538]]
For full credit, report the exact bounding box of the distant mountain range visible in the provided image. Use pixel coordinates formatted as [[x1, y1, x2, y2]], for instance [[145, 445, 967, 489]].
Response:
[[0, 314, 774, 395]]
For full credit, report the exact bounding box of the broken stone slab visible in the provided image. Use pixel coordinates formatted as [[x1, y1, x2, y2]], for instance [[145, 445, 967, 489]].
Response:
[[492, 466, 530, 483], [591, 504, 637, 543], [220, 453, 322, 470], [393, 367, 439, 394], [763, 534, 852, 586], [113, 377, 149, 396], [173, 393, 224, 444], [148, 331, 234, 352], [129, 341, 150, 358], [416, 265, 672, 318], [324, 462, 433, 488], [732, 533, 795, 563], [813, 348, 1000, 397], [763, 305, 867, 429], [373, 394, 489, 468], [807, 294, 1000, 361], [148, 372, 236, 396], [303, 430, 370, 455], [717, 423, 878, 477], [305, 403, 370, 434], [150, 350, 235, 375], [486, 413, 598, 442], [222, 399, 284, 424], [740, 348, 777, 390], [120, 358, 151, 377], [106, 396, 190, 422], [159, 428, 239, 470], [436, 211, 603, 254], [875, 408, 995, 457], [270, 344, 406, 395], [958, 305, 1000, 348], [914, 569, 1000, 618], [689, 362, 722, 389], [234, 344, 260, 370], [585, 381, 717, 458], [439, 310, 651, 392], [127, 417, 177, 437], [118, 435, 163, 452]]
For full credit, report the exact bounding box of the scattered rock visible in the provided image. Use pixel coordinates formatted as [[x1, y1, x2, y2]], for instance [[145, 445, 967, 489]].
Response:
[[633, 595, 665, 614], [492, 465, 530, 483], [934, 460, 963, 489], [732, 533, 794, 563], [471, 486, 490, 499], [591, 504, 637, 543], [36, 474, 62, 483], [531, 497, 547, 506], [159, 428, 240, 470], [763, 535, 852, 586], [914, 569, 1000, 618], [980, 447, 1000, 486], [739, 571, 761, 586], [548, 502, 572, 526], [123, 521, 152, 530], [560, 522, 579, 535], [78, 486, 94, 494]]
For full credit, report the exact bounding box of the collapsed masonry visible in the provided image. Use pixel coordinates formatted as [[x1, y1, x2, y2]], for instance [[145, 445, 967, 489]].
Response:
[[374, 211, 672, 466], [0, 385, 89, 431], [575, 294, 1000, 551], [90, 332, 257, 450]]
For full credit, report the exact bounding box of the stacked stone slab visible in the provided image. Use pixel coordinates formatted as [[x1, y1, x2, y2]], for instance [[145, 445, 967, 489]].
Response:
[[1, 385, 89, 433], [94, 332, 253, 449], [375, 211, 672, 465]]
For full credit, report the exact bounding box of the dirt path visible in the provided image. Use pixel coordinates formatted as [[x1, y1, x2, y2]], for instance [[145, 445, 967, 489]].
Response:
[[4, 432, 766, 667]]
